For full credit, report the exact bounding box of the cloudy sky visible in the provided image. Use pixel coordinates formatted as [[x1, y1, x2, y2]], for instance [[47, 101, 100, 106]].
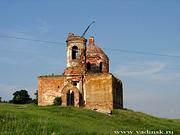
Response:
[[0, 1, 180, 118]]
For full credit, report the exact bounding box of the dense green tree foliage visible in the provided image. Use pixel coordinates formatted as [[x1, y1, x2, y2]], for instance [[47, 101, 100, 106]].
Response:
[[11, 90, 32, 104], [32, 90, 38, 105]]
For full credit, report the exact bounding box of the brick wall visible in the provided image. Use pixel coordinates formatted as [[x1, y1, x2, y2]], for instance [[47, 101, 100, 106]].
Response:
[[84, 73, 113, 113], [38, 75, 65, 106]]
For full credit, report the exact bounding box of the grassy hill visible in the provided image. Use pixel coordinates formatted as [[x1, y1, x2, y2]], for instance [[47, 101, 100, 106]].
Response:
[[0, 103, 179, 135]]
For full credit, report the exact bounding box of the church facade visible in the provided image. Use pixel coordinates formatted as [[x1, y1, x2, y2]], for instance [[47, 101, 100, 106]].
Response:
[[38, 33, 123, 113]]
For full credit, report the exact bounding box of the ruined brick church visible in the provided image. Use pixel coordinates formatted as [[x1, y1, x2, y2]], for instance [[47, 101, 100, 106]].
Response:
[[38, 33, 123, 113]]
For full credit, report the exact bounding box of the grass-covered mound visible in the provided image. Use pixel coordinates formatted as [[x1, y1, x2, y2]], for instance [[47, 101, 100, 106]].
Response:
[[0, 103, 179, 135]]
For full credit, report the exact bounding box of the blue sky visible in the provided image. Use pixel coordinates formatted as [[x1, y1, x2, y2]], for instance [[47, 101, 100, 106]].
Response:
[[0, 1, 180, 118]]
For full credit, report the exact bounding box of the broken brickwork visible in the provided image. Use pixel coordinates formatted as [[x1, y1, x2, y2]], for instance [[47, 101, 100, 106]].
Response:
[[38, 33, 123, 113]]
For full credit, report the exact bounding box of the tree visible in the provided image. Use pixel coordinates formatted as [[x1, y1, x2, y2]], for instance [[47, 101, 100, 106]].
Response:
[[12, 90, 32, 104], [53, 97, 62, 105], [33, 90, 38, 105], [0, 97, 1, 103]]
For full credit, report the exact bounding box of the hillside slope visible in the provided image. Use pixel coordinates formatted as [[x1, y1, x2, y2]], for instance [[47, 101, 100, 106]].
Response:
[[0, 103, 179, 135]]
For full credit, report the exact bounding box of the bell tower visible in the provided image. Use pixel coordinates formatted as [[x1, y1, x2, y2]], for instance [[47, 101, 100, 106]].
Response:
[[64, 33, 87, 76]]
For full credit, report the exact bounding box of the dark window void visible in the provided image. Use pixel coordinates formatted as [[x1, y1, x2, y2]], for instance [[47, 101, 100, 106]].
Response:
[[99, 62, 102, 72], [87, 62, 91, 70], [67, 90, 74, 106], [72, 46, 78, 59], [72, 81, 78, 86], [86, 62, 103, 73]]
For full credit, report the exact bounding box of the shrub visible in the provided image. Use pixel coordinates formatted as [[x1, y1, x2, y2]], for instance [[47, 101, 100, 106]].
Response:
[[53, 97, 62, 105], [33, 90, 38, 105]]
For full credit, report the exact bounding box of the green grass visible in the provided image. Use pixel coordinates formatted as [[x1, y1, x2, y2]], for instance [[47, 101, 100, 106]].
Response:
[[0, 103, 180, 135]]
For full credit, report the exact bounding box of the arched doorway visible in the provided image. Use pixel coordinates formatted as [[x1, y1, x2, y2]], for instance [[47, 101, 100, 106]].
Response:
[[67, 90, 74, 106], [61, 85, 80, 107]]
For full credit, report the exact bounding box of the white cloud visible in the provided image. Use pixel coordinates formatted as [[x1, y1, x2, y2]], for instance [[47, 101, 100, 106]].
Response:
[[114, 61, 166, 76], [0, 84, 36, 101], [151, 72, 180, 82], [124, 87, 180, 118], [113, 61, 180, 118]]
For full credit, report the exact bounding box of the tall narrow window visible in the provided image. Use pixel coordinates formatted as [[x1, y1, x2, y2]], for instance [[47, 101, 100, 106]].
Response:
[[72, 46, 78, 59], [87, 62, 91, 71], [99, 62, 102, 72]]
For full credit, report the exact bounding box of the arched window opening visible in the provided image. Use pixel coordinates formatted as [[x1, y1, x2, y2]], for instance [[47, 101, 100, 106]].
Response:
[[72, 81, 78, 86], [87, 62, 91, 71], [91, 64, 99, 72], [72, 46, 78, 59], [99, 62, 102, 72], [87, 62, 101, 73], [67, 90, 74, 106]]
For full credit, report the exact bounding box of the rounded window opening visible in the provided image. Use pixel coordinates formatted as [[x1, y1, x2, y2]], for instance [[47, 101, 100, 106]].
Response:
[[72, 46, 78, 59], [72, 81, 79, 87], [72, 82, 77, 86]]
